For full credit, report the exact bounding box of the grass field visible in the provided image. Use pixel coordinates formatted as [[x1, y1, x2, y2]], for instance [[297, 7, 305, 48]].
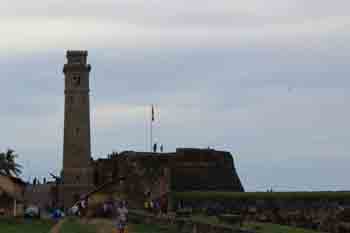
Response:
[[130, 223, 177, 233], [0, 217, 325, 233], [0, 218, 53, 233], [59, 218, 97, 233], [243, 222, 324, 233], [130, 221, 323, 233], [58, 219, 176, 233]]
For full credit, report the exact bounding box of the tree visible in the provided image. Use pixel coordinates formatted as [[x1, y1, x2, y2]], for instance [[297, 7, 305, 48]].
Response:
[[0, 149, 22, 177]]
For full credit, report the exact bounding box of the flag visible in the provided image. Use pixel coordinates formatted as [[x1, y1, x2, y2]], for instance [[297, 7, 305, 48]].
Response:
[[151, 105, 155, 122]]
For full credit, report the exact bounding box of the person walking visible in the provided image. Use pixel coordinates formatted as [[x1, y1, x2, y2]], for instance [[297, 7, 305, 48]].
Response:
[[116, 201, 128, 233]]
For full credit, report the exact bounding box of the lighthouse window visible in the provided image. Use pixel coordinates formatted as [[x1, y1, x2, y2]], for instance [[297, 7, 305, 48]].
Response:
[[69, 96, 74, 104], [75, 128, 80, 136], [72, 76, 81, 86]]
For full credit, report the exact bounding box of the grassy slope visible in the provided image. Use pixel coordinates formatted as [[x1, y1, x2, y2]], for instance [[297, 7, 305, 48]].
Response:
[[0, 218, 53, 233]]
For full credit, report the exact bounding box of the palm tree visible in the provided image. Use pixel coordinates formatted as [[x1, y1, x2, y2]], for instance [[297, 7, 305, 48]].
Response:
[[0, 149, 22, 177]]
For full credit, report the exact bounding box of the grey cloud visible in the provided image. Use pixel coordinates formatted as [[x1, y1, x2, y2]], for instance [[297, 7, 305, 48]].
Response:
[[1, 0, 350, 29], [1, 46, 349, 191], [0, 53, 63, 117], [239, 157, 350, 191], [88, 45, 350, 108]]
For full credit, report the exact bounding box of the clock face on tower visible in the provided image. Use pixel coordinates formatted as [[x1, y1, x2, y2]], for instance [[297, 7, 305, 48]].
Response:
[[72, 75, 80, 87]]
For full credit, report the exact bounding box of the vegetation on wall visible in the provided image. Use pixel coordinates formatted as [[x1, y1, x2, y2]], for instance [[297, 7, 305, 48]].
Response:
[[172, 191, 350, 202]]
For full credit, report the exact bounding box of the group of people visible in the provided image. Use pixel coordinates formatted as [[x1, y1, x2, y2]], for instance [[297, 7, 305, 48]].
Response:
[[144, 195, 168, 216], [153, 143, 164, 153], [32, 177, 47, 186], [70, 198, 89, 217], [53, 198, 128, 233]]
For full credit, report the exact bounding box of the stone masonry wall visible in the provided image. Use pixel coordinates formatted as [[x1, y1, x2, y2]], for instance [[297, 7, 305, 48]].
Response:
[[175, 196, 350, 233]]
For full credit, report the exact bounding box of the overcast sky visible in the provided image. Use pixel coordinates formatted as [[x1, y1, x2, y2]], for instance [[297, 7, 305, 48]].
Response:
[[0, 0, 349, 191]]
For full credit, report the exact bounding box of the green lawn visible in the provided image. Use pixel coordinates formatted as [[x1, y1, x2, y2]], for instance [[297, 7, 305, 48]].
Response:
[[243, 222, 324, 233], [130, 223, 177, 233], [0, 218, 53, 233], [131, 221, 324, 233], [0, 217, 322, 233], [59, 218, 97, 233]]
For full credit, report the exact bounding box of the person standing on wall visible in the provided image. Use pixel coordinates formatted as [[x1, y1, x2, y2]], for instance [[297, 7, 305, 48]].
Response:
[[153, 143, 157, 153]]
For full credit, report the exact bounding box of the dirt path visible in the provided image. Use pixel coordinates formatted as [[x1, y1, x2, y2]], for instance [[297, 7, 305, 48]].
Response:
[[49, 219, 65, 233], [49, 218, 132, 233], [84, 218, 126, 233], [95, 220, 132, 233]]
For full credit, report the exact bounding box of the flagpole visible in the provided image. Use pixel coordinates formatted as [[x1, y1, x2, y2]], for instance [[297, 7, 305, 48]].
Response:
[[150, 105, 153, 152], [146, 106, 148, 152]]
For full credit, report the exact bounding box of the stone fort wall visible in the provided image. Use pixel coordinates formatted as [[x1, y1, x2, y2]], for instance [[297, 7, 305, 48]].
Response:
[[173, 192, 350, 233], [91, 148, 244, 208], [93, 148, 244, 192]]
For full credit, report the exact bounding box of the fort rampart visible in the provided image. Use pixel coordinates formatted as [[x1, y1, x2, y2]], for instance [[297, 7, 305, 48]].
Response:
[[173, 191, 350, 233]]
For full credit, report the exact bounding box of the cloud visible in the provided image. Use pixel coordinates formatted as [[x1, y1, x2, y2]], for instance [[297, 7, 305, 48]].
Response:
[[93, 103, 147, 128], [1, 0, 350, 53]]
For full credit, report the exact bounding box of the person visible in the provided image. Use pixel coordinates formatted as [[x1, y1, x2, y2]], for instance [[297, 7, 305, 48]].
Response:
[[33, 177, 37, 186], [160, 195, 168, 215], [153, 143, 157, 153], [154, 199, 160, 215], [144, 200, 149, 211], [103, 202, 108, 217], [77, 201, 82, 216], [80, 198, 88, 217], [52, 207, 64, 222], [160, 144, 163, 153], [71, 204, 79, 216], [116, 201, 128, 233], [150, 200, 154, 210]]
